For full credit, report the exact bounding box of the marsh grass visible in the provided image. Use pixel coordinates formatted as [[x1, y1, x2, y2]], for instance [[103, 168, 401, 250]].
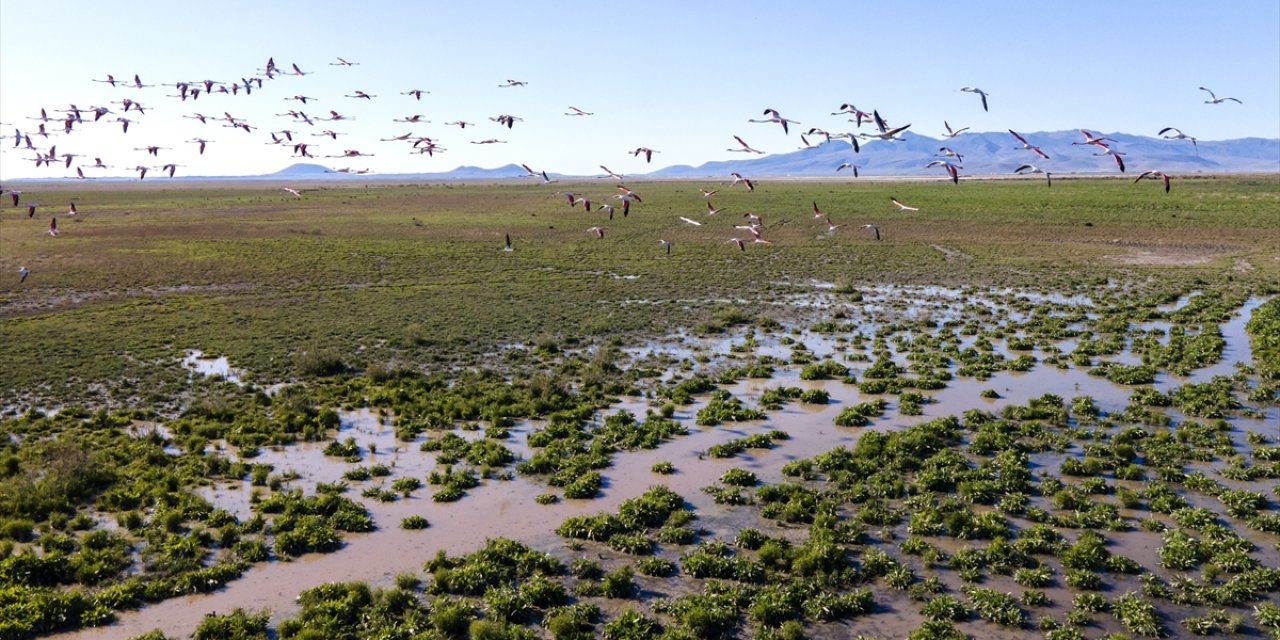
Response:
[[3, 178, 1278, 409]]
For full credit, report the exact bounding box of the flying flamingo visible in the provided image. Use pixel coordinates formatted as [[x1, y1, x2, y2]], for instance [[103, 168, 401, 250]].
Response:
[[812, 201, 827, 219], [402, 89, 429, 100], [1014, 164, 1052, 187], [679, 216, 702, 226], [1199, 87, 1241, 104], [565, 106, 593, 116], [1157, 127, 1198, 151], [48, 218, 58, 236], [925, 159, 962, 184], [729, 172, 755, 191], [748, 108, 799, 134], [728, 238, 746, 251], [959, 86, 989, 111], [699, 188, 719, 198], [18, 266, 29, 283], [861, 224, 881, 241], [587, 226, 605, 239], [504, 234, 513, 252], [941, 121, 969, 138], [1072, 129, 1115, 148], [728, 135, 764, 154], [1134, 171, 1172, 193], [890, 197, 919, 211], [598, 166, 624, 180], [1009, 130, 1050, 159], [706, 201, 726, 216], [283, 187, 303, 197], [629, 147, 659, 163], [657, 239, 671, 255], [344, 90, 376, 99], [499, 79, 528, 88], [597, 204, 616, 219], [1093, 146, 1126, 173], [330, 57, 360, 66], [937, 146, 964, 162], [824, 217, 844, 233], [836, 163, 860, 177]]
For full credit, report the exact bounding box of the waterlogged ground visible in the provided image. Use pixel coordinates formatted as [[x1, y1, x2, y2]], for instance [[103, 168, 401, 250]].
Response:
[[43, 285, 1280, 640]]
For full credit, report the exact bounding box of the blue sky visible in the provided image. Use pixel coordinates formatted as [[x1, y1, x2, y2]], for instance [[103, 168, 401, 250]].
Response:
[[1, 0, 1276, 179]]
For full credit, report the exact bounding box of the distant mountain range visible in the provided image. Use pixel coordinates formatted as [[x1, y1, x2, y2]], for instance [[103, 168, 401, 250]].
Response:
[[648, 130, 1280, 178], [267, 130, 1277, 180], [14, 131, 1272, 182]]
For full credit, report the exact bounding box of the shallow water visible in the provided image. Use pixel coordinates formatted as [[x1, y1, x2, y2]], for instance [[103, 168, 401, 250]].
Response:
[[57, 293, 1278, 640]]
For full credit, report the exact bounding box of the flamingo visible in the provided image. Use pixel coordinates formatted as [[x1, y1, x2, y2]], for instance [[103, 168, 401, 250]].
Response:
[[1093, 146, 1126, 173], [857, 122, 911, 142], [1014, 164, 1052, 187], [614, 192, 639, 216], [861, 224, 881, 241], [959, 86, 989, 111], [824, 217, 844, 233], [679, 216, 702, 226], [402, 89, 429, 100], [131, 165, 149, 180], [1009, 130, 1050, 159], [729, 172, 755, 191], [1199, 87, 1241, 104], [728, 238, 746, 251], [26, 203, 38, 217], [504, 234, 513, 252], [699, 188, 719, 198], [1134, 171, 1172, 193], [812, 202, 827, 219], [48, 218, 58, 237], [597, 204, 617, 219], [706, 201, 726, 216], [443, 120, 474, 128], [189, 138, 212, 154], [805, 127, 833, 143], [598, 166, 624, 180], [470, 139, 507, 144], [657, 239, 671, 255], [18, 266, 29, 283], [588, 226, 605, 239], [890, 197, 919, 211], [941, 121, 969, 138], [344, 90, 376, 100], [728, 135, 764, 154], [630, 147, 659, 163], [1072, 129, 1115, 148], [283, 187, 303, 197], [161, 163, 181, 178], [499, 79, 528, 88], [742, 212, 763, 225], [937, 146, 964, 162], [569, 196, 591, 210], [518, 164, 539, 177], [748, 108, 799, 134], [836, 163, 860, 177], [330, 57, 360, 66], [925, 159, 962, 184], [93, 74, 119, 87], [1157, 127, 1198, 151], [565, 106, 593, 116], [832, 104, 874, 127], [285, 95, 317, 104], [491, 115, 522, 128], [290, 63, 311, 76]]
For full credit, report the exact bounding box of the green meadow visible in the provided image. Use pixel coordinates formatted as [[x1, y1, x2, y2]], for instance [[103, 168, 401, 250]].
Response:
[[3, 176, 1277, 408]]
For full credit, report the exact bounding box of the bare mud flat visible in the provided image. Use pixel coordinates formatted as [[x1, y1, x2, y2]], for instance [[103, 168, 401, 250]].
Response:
[[50, 286, 1280, 640]]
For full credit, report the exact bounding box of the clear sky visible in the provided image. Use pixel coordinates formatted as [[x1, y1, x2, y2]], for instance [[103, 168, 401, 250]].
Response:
[[1, 0, 1277, 180]]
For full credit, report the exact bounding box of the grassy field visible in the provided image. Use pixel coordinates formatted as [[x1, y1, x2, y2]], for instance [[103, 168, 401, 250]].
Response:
[[3, 176, 1278, 410]]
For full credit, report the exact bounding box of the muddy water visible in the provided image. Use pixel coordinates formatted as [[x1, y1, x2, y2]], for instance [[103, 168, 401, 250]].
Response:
[[57, 294, 1277, 639]]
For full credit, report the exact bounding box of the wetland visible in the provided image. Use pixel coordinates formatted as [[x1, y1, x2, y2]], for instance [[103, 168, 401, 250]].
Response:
[[1, 177, 1278, 639]]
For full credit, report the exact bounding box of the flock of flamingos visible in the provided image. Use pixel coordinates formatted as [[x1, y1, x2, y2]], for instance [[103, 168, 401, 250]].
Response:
[[2, 54, 1244, 280]]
